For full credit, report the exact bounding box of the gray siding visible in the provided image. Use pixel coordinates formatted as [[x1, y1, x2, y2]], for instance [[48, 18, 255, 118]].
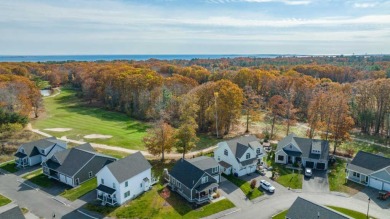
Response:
[[73, 156, 116, 185], [169, 176, 192, 201]]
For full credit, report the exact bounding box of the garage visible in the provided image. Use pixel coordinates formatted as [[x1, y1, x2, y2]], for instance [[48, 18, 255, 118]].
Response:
[[305, 161, 314, 168], [316, 162, 326, 170], [384, 182, 390, 192], [369, 178, 383, 190]]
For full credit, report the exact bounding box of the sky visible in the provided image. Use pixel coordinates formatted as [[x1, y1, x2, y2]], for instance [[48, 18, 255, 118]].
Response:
[[0, 0, 389, 55]]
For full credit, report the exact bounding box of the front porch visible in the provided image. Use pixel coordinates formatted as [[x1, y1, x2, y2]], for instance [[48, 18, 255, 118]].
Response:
[[194, 182, 218, 204], [97, 184, 117, 206], [14, 152, 28, 168]]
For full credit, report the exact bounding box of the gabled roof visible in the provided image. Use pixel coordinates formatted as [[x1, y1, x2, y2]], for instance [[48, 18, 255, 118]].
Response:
[[286, 197, 352, 219], [45, 144, 116, 177], [105, 152, 151, 184], [170, 158, 216, 189], [276, 134, 329, 160], [347, 151, 390, 175], [187, 156, 219, 171], [224, 135, 260, 159], [0, 204, 25, 219], [17, 137, 66, 157]]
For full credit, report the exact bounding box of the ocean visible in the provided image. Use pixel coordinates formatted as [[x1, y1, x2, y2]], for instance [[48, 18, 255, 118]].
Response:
[[0, 54, 283, 62]]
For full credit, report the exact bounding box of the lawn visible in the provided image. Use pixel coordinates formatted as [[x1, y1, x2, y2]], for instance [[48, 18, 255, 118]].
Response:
[[273, 164, 303, 189], [0, 194, 11, 207], [272, 210, 288, 219], [0, 161, 18, 173], [61, 178, 97, 201], [96, 148, 130, 159], [85, 184, 235, 219], [23, 169, 54, 188], [32, 89, 149, 150], [195, 133, 221, 150], [340, 141, 390, 158], [222, 174, 263, 200], [328, 158, 365, 195], [327, 206, 372, 219]]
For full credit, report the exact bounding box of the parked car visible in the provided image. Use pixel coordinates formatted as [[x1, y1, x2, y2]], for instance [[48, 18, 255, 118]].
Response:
[[260, 180, 275, 192], [304, 168, 313, 177]]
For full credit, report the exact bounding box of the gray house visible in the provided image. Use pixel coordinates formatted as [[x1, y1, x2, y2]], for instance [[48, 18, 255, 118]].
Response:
[[0, 204, 25, 219], [42, 143, 116, 187], [346, 151, 390, 191], [286, 197, 352, 219], [187, 156, 221, 183], [14, 137, 67, 168], [275, 133, 329, 170], [167, 157, 220, 204]]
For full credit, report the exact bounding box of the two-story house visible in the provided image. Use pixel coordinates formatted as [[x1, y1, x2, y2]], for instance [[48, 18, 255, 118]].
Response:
[[14, 137, 67, 168], [96, 152, 156, 206], [167, 157, 219, 204], [213, 135, 265, 177]]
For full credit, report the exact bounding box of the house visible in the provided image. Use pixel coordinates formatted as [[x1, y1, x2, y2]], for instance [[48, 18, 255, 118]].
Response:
[[42, 143, 116, 187], [167, 157, 220, 204], [0, 204, 25, 219], [286, 197, 352, 219], [275, 133, 329, 170], [95, 152, 157, 206], [14, 137, 67, 168], [214, 135, 265, 176], [346, 151, 390, 191]]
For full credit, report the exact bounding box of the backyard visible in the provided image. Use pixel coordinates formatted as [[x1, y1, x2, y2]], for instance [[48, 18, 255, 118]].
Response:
[[61, 178, 97, 201], [328, 158, 365, 195], [222, 174, 263, 200]]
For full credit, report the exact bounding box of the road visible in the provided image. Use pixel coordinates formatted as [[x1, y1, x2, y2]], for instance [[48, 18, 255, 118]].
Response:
[[0, 170, 91, 219]]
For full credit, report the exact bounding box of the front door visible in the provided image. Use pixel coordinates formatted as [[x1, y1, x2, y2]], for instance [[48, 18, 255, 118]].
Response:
[[288, 156, 292, 164]]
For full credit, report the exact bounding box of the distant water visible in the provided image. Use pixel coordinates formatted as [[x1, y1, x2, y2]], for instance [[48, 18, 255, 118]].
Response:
[[0, 54, 282, 62]]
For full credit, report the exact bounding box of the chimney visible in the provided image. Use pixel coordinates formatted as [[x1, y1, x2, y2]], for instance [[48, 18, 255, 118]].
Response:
[[317, 212, 320, 218]]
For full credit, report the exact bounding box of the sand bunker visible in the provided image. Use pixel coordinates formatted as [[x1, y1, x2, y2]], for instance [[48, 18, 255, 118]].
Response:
[[44, 128, 72, 132], [84, 134, 112, 139]]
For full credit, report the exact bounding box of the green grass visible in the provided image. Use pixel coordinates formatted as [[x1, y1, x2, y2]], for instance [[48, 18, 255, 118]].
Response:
[[328, 159, 365, 195], [195, 134, 220, 150], [327, 206, 372, 219], [272, 210, 288, 219], [340, 141, 390, 158], [21, 207, 29, 214], [32, 89, 149, 150], [0, 161, 18, 173], [61, 178, 97, 201], [222, 174, 263, 200], [273, 164, 303, 189], [85, 184, 234, 219], [0, 194, 11, 207], [23, 169, 54, 188], [96, 148, 130, 159]]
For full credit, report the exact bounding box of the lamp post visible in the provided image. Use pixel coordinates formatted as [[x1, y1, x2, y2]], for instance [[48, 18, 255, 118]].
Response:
[[366, 197, 371, 219], [214, 92, 219, 138]]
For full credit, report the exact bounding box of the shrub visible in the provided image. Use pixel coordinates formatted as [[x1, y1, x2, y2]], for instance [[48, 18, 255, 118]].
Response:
[[250, 179, 257, 190]]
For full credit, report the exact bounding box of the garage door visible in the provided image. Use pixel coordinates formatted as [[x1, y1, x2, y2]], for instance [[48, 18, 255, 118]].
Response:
[[369, 178, 383, 190], [306, 161, 314, 168], [316, 163, 326, 170], [60, 174, 66, 183], [384, 182, 390, 192]]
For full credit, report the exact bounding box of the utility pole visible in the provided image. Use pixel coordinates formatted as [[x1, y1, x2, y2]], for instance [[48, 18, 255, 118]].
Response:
[[366, 197, 371, 219], [214, 92, 219, 138]]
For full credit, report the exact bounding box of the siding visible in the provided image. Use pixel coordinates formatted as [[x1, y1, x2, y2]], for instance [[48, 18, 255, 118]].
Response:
[[73, 156, 116, 186]]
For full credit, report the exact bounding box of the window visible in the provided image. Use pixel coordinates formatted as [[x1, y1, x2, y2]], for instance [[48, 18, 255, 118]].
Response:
[[218, 156, 220, 161], [113, 183, 116, 189], [356, 173, 360, 178], [353, 172, 356, 177], [201, 176, 208, 184], [278, 155, 284, 161], [88, 171, 93, 178], [140, 183, 142, 188], [124, 191, 130, 198], [246, 153, 250, 159], [256, 148, 261, 155], [125, 181, 128, 187], [41, 149, 45, 154], [224, 149, 228, 156], [365, 176, 369, 182], [101, 178, 104, 185], [177, 182, 181, 188], [75, 178, 80, 185], [212, 167, 218, 173]]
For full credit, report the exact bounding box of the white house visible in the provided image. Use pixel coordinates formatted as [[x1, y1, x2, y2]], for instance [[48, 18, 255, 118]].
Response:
[[14, 137, 67, 168], [96, 152, 157, 206], [214, 135, 265, 177]]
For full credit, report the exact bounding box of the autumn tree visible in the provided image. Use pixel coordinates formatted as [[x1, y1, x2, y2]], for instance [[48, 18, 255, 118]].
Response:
[[243, 86, 262, 133], [143, 120, 175, 161], [268, 95, 288, 139]]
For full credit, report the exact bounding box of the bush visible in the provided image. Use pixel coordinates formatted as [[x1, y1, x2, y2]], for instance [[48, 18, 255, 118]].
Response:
[[250, 179, 257, 190]]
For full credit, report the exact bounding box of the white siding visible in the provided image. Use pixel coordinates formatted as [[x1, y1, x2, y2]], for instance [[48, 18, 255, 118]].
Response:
[[29, 155, 41, 166], [275, 150, 287, 164], [117, 168, 151, 205], [369, 178, 383, 190], [214, 142, 240, 175], [383, 182, 390, 192]]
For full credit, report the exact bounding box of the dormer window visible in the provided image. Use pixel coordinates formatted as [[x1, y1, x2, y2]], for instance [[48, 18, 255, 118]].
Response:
[[224, 149, 228, 156], [41, 149, 45, 154], [256, 148, 261, 155], [246, 153, 250, 159], [201, 176, 208, 184]]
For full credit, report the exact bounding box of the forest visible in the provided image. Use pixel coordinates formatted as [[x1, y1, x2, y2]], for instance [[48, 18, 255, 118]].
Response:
[[0, 55, 390, 157]]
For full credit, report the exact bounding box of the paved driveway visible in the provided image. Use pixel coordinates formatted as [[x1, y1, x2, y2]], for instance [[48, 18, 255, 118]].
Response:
[[219, 177, 252, 208], [302, 170, 329, 193], [353, 187, 390, 209], [240, 172, 291, 198]]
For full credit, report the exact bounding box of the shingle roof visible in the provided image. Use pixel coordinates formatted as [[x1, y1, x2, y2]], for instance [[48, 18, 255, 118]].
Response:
[[106, 152, 151, 184], [18, 137, 66, 156], [225, 135, 260, 159], [97, 184, 116, 194], [347, 151, 390, 175], [187, 156, 219, 171], [277, 134, 329, 160], [0, 204, 25, 219], [286, 197, 352, 219], [170, 159, 207, 189], [218, 161, 232, 168], [276, 133, 298, 151], [45, 144, 115, 177]]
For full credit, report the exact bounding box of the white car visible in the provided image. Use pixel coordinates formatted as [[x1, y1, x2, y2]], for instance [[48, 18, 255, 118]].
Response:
[[260, 180, 275, 193], [304, 168, 313, 177]]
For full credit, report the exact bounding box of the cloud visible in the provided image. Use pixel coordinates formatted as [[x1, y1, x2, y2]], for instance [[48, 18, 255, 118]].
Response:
[[353, 2, 378, 8], [208, 0, 312, 5]]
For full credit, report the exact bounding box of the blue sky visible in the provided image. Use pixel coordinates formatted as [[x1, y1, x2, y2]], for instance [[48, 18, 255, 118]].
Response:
[[0, 0, 389, 55]]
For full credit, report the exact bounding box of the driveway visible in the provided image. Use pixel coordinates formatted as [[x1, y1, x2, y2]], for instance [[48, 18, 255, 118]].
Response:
[[218, 177, 252, 208], [302, 170, 329, 193], [353, 187, 390, 209], [239, 172, 291, 198]]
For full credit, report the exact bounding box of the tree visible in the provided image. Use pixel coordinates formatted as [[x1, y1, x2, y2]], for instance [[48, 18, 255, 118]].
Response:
[[175, 119, 199, 159], [268, 95, 288, 139], [143, 120, 175, 161], [243, 86, 262, 133]]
